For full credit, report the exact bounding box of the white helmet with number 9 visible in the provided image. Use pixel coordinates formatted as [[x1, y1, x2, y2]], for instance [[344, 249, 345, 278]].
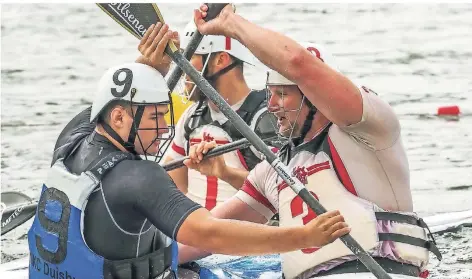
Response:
[[91, 63, 175, 161]]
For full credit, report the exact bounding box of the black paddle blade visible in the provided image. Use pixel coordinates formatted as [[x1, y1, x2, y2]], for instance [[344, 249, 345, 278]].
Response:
[[97, 3, 163, 39], [97, 3, 178, 52], [1, 192, 37, 236]]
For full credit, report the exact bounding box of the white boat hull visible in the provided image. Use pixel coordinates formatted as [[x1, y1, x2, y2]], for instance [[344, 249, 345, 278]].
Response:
[[2, 210, 471, 279]]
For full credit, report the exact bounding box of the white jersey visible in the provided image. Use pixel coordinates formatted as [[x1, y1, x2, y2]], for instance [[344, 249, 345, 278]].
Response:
[[236, 87, 430, 278], [167, 97, 269, 210]]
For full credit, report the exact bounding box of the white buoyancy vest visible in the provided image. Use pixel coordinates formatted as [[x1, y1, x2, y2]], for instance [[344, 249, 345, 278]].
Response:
[[186, 124, 247, 210], [184, 90, 274, 210], [278, 150, 439, 279]]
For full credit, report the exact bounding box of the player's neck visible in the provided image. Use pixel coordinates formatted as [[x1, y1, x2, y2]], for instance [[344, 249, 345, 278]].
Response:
[[303, 113, 330, 142], [95, 125, 128, 153], [215, 73, 251, 107]]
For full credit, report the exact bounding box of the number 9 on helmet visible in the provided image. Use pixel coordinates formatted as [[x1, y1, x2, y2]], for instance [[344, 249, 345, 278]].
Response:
[[90, 63, 175, 161]]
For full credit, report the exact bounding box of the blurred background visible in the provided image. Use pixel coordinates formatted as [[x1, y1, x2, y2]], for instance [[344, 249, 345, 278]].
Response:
[[1, 3, 471, 278]]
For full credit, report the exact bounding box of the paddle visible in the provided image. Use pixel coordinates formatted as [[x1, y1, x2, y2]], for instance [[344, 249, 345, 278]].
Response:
[[1, 192, 37, 236], [164, 136, 277, 171], [98, 4, 393, 279]]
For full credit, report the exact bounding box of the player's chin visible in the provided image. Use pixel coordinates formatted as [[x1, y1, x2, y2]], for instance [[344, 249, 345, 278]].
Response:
[[146, 141, 160, 155], [135, 142, 156, 156]]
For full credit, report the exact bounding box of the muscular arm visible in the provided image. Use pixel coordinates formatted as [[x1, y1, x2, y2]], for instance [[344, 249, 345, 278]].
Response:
[[225, 14, 362, 127], [131, 161, 348, 261], [178, 196, 268, 263], [132, 162, 304, 257], [177, 207, 303, 258], [219, 166, 249, 190]]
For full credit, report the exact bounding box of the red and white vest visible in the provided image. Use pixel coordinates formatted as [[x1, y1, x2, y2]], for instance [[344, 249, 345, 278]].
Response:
[[276, 125, 440, 279]]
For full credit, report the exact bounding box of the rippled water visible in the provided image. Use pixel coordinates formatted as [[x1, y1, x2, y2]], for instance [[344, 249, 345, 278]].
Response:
[[1, 3, 472, 278]]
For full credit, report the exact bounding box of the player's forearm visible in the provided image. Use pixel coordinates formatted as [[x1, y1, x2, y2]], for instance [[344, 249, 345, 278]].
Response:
[[178, 244, 212, 264], [200, 218, 306, 256], [179, 198, 269, 264], [218, 165, 248, 190], [178, 209, 307, 257]]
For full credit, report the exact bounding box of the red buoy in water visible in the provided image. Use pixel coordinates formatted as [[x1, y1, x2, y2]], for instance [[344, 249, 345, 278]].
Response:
[[437, 105, 460, 116]]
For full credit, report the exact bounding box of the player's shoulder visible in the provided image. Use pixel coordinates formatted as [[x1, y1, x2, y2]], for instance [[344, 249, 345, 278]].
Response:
[[112, 159, 170, 184], [250, 159, 274, 177]]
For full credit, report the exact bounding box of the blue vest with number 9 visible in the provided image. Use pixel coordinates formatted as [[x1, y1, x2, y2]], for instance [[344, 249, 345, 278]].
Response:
[[28, 152, 178, 279]]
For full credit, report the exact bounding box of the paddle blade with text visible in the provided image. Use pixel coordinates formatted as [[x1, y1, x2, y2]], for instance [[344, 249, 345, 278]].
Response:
[[97, 3, 165, 39]]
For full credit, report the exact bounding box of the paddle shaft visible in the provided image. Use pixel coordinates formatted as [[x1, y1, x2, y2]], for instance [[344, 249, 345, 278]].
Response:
[[166, 3, 228, 91], [164, 136, 276, 171], [164, 21, 393, 279]]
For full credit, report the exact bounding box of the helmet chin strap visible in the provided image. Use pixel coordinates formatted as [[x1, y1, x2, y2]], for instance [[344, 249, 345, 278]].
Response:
[[202, 53, 242, 90], [188, 54, 242, 104], [292, 97, 317, 147], [186, 53, 242, 108], [101, 105, 145, 155]]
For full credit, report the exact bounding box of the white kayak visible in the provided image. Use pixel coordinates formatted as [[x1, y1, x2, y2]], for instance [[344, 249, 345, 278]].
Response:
[[2, 210, 471, 279]]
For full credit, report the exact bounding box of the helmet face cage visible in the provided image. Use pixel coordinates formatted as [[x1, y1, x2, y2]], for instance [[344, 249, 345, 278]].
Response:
[[130, 96, 175, 163], [265, 72, 306, 144], [178, 43, 214, 103]]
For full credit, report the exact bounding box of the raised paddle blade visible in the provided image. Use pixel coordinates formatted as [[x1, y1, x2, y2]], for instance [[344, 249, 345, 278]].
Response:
[[96, 3, 178, 52], [1, 192, 36, 236]]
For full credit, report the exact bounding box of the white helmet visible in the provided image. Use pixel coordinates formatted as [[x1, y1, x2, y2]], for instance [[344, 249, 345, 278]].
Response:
[[181, 20, 254, 65], [178, 19, 254, 102], [265, 43, 339, 145], [91, 63, 174, 161], [91, 63, 171, 122], [266, 42, 339, 86]]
